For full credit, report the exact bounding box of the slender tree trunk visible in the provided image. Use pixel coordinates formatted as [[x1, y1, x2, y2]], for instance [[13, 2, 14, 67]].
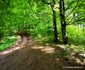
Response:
[[42, 0, 58, 42], [51, 0, 58, 42], [60, 0, 68, 44]]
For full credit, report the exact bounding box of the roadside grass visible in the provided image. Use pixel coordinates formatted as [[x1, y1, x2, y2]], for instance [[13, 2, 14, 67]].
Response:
[[0, 36, 18, 51]]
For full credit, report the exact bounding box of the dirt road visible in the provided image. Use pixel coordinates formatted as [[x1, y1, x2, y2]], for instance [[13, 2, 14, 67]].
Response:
[[0, 36, 84, 70]]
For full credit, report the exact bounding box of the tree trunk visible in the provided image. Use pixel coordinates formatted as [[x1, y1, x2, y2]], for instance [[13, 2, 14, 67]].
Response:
[[51, 0, 58, 42], [42, 0, 58, 42], [60, 0, 68, 44]]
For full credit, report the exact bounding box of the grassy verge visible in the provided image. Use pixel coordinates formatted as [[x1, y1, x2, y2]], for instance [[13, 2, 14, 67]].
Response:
[[0, 36, 18, 51]]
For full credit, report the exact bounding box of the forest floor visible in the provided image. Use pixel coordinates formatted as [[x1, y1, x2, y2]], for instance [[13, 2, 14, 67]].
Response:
[[0, 36, 85, 70]]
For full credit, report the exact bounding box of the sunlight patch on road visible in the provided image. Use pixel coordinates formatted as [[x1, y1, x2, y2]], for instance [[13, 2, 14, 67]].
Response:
[[41, 46, 55, 53], [31, 46, 44, 49], [31, 45, 55, 54], [57, 45, 66, 50], [0, 46, 23, 55], [56, 58, 60, 61]]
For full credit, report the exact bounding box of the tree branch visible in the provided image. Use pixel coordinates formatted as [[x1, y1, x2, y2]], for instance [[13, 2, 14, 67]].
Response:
[[66, 1, 79, 18], [42, 0, 51, 5], [65, 1, 74, 11]]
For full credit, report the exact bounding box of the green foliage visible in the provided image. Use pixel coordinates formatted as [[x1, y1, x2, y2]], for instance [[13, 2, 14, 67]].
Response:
[[0, 36, 18, 51], [67, 25, 85, 45], [0, 0, 85, 52]]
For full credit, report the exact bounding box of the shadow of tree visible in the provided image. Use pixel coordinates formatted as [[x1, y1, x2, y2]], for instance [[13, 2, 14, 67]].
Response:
[[0, 40, 85, 70]]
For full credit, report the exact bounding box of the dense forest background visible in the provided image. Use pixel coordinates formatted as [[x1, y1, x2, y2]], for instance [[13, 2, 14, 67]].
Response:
[[0, 0, 85, 52], [0, 0, 85, 70]]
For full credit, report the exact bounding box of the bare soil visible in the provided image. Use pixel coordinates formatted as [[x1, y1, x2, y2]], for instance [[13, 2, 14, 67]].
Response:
[[0, 36, 85, 70]]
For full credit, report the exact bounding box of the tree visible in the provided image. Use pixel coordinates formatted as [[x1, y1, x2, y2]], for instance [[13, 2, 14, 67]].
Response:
[[60, 0, 68, 44], [42, 0, 58, 42]]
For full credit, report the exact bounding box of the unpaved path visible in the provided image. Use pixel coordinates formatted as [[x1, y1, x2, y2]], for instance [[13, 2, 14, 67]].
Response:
[[0, 36, 85, 70]]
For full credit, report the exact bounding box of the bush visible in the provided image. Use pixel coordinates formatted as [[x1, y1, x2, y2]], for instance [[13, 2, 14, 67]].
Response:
[[0, 36, 18, 51], [67, 25, 85, 45]]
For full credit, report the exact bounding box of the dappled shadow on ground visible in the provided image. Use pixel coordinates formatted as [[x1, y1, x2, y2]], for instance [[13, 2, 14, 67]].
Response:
[[0, 36, 85, 70]]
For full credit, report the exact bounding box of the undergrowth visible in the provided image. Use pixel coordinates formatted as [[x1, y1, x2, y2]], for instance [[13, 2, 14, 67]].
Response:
[[0, 36, 18, 51]]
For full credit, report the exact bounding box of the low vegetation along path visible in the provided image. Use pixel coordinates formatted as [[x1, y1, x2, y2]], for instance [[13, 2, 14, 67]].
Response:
[[0, 36, 85, 70]]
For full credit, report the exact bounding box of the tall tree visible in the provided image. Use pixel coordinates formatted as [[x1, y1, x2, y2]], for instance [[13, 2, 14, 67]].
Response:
[[42, 0, 58, 42], [60, 0, 68, 44]]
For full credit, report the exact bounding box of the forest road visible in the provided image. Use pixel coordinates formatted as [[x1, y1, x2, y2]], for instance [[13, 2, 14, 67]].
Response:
[[0, 36, 85, 70]]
